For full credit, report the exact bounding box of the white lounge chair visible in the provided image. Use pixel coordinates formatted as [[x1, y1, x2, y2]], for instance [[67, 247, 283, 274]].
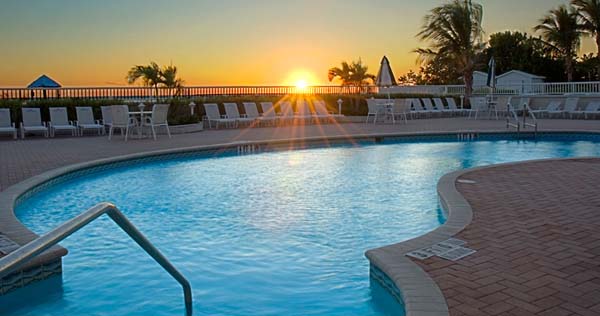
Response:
[[421, 98, 441, 117], [203, 103, 235, 128], [295, 100, 314, 124], [530, 100, 560, 118], [224, 103, 254, 127], [242, 102, 266, 126], [558, 98, 579, 118], [445, 98, 465, 116], [101, 105, 113, 130], [570, 101, 600, 119], [278, 101, 295, 125], [75, 107, 104, 136], [20, 108, 48, 139], [433, 98, 450, 116], [259, 102, 279, 126], [108, 105, 137, 141], [410, 98, 430, 119], [49, 107, 77, 137], [0, 108, 17, 139], [313, 100, 341, 123], [142, 104, 171, 140]]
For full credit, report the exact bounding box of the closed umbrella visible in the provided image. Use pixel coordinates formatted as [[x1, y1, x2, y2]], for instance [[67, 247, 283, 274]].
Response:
[[375, 56, 397, 99]]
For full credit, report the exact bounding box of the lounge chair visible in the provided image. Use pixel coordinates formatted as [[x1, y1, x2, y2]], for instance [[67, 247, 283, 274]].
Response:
[[108, 105, 137, 141], [421, 98, 441, 117], [142, 104, 171, 140], [101, 105, 113, 130], [295, 100, 314, 124], [49, 107, 77, 137], [224, 103, 254, 127], [530, 100, 561, 118], [570, 101, 600, 119], [433, 98, 450, 116], [410, 98, 430, 119], [558, 98, 579, 118], [0, 108, 17, 139], [278, 101, 295, 125], [20, 108, 48, 139], [259, 102, 279, 126], [313, 100, 341, 123], [75, 107, 104, 136], [203, 103, 235, 128], [445, 98, 465, 116], [242, 102, 267, 126], [391, 99, 409, 124]]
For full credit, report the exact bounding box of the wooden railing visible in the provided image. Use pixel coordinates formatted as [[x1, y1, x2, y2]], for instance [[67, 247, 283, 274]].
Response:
[[0, 85, 378, 100]]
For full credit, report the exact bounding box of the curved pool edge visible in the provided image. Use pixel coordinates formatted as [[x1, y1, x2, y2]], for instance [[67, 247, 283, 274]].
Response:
[[1, 130, 599, 303]]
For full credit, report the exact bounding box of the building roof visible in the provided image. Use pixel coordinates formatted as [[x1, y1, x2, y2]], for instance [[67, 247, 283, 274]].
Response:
[[496, 70, 545, 79], [27, 75, 61, 88]]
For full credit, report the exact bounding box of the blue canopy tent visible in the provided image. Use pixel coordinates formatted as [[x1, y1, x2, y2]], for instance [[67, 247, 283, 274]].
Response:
[[27, 75, 61, 99]]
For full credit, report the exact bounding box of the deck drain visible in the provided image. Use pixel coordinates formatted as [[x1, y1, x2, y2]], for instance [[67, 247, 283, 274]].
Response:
[[457, 179, 477, 184], [406, 238, 476, 262]]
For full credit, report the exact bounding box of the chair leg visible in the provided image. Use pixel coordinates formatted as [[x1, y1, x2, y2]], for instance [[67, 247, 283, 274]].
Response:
[[124, 126, 129, 142], [166, 125, 171, 138], [108, 126, 113, 140], [151, 125, 156, 140]]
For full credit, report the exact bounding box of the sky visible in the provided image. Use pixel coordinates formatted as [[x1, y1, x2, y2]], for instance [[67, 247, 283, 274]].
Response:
[[0, 0, 595, 87]]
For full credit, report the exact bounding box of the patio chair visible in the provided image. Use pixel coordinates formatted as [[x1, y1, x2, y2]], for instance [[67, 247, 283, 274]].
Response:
[[0, 108, 17, 139], [467, 97, 486, 119], [313, 100, 341, 123], [570, 101, 600, 119], [242, 102, 266, 126], [558, 98, 579, 118], [224, 103, 254, 127], [75, 107, 104, 136], [421, 98, 441, 117], [278, 101, 295, 125], [433, 98, 450, 116], [20, 108, 48, 139], [391, 99, 409, 124], [530, 100, 561, 118], [142, 104, 171, 140], [49, 107, 77, 137], [259, 102, 279, 126], [445, 98, 465, 116], [203, 103, 235, 129], [366, 98, 382, 123], [108, 105, 137, 141], [295, 100, 314, 124], [410, 98, 430, 119], [101, 105, 113, 130]]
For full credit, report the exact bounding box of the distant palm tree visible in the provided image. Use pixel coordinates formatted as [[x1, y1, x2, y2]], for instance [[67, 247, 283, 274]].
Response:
[[572, 0, 600, 55], [415, 0, 485, 98], [127, 62, 162, 98], [534, 5, 583, 82], [161, 64, 185, 97], [328, 58, 375, 92]]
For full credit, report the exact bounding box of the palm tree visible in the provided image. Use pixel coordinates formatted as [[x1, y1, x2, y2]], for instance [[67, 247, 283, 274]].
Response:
[[534, 5, 583, 82], [160, 64, 185, 97], [126, 62, 162, 98], [572, 0, 600, 55], [328, 58, 375, 92], [414, 0, 485, 98]]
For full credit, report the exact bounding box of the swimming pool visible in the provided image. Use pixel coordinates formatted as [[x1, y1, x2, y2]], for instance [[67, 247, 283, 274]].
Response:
[[3, 134, 600, 316]]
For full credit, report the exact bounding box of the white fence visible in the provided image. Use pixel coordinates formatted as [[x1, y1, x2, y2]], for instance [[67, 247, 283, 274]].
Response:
[[381, 81, 600, 96]]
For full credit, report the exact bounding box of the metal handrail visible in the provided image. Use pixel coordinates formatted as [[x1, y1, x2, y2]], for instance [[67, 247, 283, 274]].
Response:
[[506, 102, 520, 133], [522, 103, 538, 137], [0, 202, 192, 315]]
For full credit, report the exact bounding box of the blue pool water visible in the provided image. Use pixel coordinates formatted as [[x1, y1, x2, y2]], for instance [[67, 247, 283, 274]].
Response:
[[4, 136, 600, 316]]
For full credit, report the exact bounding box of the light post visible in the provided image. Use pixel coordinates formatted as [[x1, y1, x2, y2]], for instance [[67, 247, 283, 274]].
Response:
[[337, 98, 343, 115], [188, 102, 196, 116]]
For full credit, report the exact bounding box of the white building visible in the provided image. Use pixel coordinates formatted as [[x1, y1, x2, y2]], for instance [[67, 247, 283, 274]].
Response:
[[496, 70, 545, 93], [472, 71, 489, 86]]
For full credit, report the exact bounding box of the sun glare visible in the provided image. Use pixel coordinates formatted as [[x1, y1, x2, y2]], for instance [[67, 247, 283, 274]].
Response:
[[284, 69, 319, 88], [295, 80, 308, 89]]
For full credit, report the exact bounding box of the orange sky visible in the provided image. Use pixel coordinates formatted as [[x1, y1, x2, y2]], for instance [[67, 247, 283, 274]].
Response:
[[0, 0, 595, 87]]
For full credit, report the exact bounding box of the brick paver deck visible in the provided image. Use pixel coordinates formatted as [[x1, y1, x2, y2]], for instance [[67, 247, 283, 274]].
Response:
[[414, 159, 600, 315]]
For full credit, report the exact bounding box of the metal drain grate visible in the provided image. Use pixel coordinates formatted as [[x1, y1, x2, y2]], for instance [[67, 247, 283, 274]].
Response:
[[406, 238, 476, 262]]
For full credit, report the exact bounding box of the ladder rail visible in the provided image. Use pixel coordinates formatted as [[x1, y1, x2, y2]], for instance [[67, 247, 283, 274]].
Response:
[[0, 202, 192, 315]]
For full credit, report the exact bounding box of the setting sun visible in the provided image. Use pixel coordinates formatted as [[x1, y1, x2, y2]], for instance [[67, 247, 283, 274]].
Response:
[[295, 80, 308, 89], [284, 69, 319, 88]]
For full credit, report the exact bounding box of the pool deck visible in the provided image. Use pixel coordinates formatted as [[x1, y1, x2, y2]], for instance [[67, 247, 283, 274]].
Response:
[[416, 158, 600, 316], [1, 117, 600, 314]]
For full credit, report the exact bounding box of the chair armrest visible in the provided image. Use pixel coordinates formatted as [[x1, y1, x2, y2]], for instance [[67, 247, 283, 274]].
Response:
[[240, 114, 248, 118], [69, 120, 75, 126], [95, 119, 101, 125], [221, 115, 228, 119]]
